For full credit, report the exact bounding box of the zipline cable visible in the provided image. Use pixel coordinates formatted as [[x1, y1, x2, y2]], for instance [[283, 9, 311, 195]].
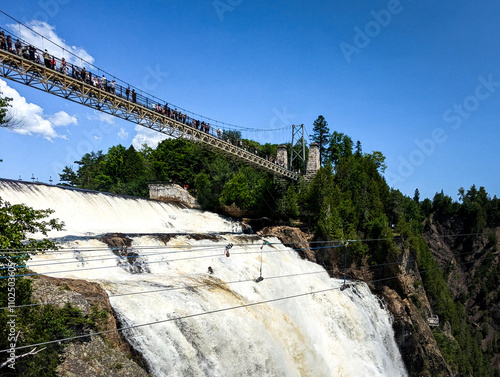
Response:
[[4, 248, 493, 355], [0, 284, 344, 354], [0, 244, 340, 277], [0, 230, 489, 255], [0, 269, 330, 310], [1, 239, 491, 310], [0, 231, 490, 278]]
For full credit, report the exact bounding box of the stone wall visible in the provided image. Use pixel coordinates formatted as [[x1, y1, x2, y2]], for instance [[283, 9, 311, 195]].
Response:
[[276, 145, 288, 168]]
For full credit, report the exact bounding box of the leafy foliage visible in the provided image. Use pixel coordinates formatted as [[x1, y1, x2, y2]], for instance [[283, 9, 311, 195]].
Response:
[[55, 116, 500, 376], [0, 198, 104, 375], [0, 91, 13, 127]]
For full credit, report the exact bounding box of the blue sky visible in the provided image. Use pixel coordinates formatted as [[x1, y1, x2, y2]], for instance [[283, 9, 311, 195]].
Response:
[[0, 0, 499, 201]]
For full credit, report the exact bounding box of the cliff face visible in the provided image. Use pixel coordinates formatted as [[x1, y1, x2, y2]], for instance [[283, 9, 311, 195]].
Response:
[[258, 225, 453, 376], [423, 216, 500, 370], [30, 275, 149, 377], [377, 250, 454, 377]]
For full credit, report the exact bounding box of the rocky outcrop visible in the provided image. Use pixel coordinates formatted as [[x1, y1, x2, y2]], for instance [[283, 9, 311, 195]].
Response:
[[30, 275, 149, 375], [380, 282, 453, 377], [258, 226, 315, 262], [424, 217, 500, 369], [237, 224, 458, 375], [149, 183, 200, 209], [56, 336, 149, 377]]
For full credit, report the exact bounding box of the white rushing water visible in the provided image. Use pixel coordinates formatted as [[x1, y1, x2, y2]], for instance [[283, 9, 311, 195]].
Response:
[[0, 179, 238, 237], [0, 179, 408, 377]]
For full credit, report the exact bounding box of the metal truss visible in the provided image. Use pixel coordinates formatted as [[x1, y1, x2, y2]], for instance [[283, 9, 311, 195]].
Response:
[[0, 50, 298, 180]]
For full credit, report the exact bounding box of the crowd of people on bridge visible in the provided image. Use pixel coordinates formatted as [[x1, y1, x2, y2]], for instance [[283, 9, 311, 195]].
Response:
[[0, 28, 296, 172]]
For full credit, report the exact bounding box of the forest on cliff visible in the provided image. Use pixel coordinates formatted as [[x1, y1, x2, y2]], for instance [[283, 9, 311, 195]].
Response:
[[56, 116, 500, 376], [0, 89, 497, 375]]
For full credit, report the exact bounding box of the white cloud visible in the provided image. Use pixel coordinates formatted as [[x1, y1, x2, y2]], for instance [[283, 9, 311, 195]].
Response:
[[132, 126, 169, 149], [0, 79, 77, 141], [48, 111, 77, 127], [86, 112, 115, 125], [8, 21, 95, 66], [117, 128, 129, 139]]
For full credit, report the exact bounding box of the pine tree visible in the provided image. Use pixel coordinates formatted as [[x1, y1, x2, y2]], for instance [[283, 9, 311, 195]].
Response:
[[355, 141, 362, 157], [414, 188, 420, 203], [312, 115, 330, 165]]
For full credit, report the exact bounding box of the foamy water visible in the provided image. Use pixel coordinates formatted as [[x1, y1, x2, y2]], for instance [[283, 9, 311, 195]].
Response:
[[1, 180, 408, 377], [0, 180, 239, 237]]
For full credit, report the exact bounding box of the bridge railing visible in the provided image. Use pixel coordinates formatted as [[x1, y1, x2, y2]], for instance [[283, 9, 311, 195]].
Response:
[[0, 23, 289, 164], [0, 26, 299, 178]]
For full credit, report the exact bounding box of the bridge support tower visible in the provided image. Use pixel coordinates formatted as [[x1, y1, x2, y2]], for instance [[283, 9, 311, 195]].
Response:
[[277, 145, 288, 168], [305, 143, 320, 181]]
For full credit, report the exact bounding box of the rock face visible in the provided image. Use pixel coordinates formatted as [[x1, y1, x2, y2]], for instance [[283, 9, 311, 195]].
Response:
[[56, 336, 149, 377], [424, 216, 500, 369], [30, 275, 149, 375], [259, 225, 454, 376], [258, 226, 315, 262], [379, 278, 454, 377], [149, 183, 200, 208]]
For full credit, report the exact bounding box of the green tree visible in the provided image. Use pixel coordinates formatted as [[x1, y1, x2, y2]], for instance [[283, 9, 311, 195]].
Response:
[[194, 155, 234, 210], [261, 143, 278, 161], [0, 92, 13, 163], [328, 131, 352, 165], [354, 140, 362, 157], [312, 115, 330, 165], [222, 130, 242, 145], [432, 190, 457, 217], [413, 188, 420, 203], [276, 184, 300, 219], [150, 139, 209, 188], [0, 198, 63, 253], [58, 166, 78, 187], [219, 167, 273, 215], [0, 198, 72, 375], [0, 92, 13, 127]]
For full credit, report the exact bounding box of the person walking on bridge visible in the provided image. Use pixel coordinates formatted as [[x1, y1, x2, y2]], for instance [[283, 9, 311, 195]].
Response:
[[101, 75, 107, 91], [43, 49, 50, 68], [0, 32, 6, 50], [15, 39, 21, 55]]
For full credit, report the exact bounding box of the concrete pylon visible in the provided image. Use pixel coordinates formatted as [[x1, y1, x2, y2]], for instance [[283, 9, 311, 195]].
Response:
[[305, 142, 320, 180], [276, 145, 288, 168]]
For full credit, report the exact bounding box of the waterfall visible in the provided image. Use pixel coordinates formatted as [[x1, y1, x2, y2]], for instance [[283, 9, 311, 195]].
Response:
[[0, 179, 239, 237], [0, 179, 408, 377]]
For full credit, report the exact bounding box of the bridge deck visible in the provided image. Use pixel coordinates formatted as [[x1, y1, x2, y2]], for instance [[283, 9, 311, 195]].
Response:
[[0, 49, 298, 180]]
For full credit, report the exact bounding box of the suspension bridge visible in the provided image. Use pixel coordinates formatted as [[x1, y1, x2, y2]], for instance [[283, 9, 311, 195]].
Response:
[[0, 19, 319, 180]]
